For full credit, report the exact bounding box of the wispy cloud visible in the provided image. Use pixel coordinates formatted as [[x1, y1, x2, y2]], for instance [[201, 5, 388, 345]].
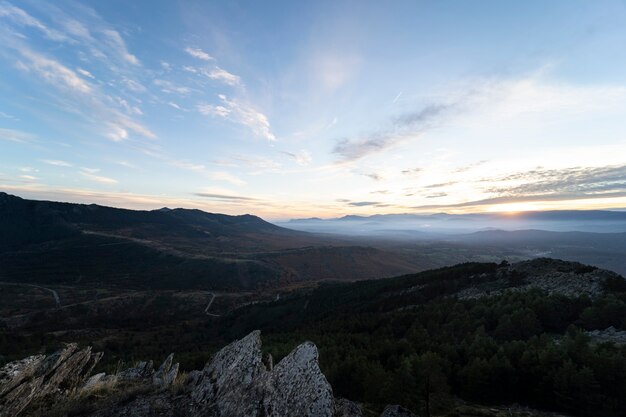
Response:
[[332, 73, 626, 165], [185, 47, 213, 61], [167, 159, 245, 185], [101, 29, 139, 65], [425, 192, 447, 199], [208, 171, 246, 186], [401, 167, 422, 176], [194, 192, 258, 201], [229, 154, 282, 173], [17, 48, 92, 94], [0, 111, 19, 120], [424, 181, 457, 189], [406, 163, 626, 211], [121, 77, 146, 92], [204, 66, 241, 87], [365, 173, 383, 181], [154, 79, 191, 95], [0, 2, 67, 41], [333, 102, 455, 162], [483, 164, 626, 198], [60, 17, 90, 39], [170, 160, 206, 173], [347, 201, 390, 207], [76, 67, 94, 79], [281, 150, 312, 166], [349, 201, 380, 207], [106, 118, 156, 141], [197, 94, 276, 141], [42, 159, 72, 167], [4, 35, 155, 143], [0, 128, 35, 143], [79, 168, 117, 184]]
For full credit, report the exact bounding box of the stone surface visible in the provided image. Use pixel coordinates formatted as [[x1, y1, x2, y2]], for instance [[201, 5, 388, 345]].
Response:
[[153, 353, 179, 388], [586, 326, 626, 345], [191, 329, 265, 416], [334, 398, 363, 417], [0, 344, 102, 417], [456, 258, 623, 300], [380, 404, 418, 417], [117, 360, 154, 381], [1, 331, 418, 417], [263, 341, 334, 417]]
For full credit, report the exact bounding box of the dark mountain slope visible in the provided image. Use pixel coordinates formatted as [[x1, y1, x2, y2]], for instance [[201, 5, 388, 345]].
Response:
[[2, 258, 625, 415], [214, 259, 626, 417], [0, 192, 422, 289], [0, 192, 292, 252]]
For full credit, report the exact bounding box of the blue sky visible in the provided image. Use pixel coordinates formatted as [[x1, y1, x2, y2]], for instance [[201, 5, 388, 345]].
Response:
[[2, 0, 626, 219]]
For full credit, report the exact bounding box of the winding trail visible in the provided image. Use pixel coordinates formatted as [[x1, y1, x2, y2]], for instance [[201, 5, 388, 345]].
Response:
[[204, 292, 221, 317], [0, 281, 61, 308]]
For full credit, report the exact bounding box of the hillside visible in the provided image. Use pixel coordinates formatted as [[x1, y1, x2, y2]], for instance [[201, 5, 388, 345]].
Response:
[[205, 259, 626, 417], [0, 192, 421, 290], [2, 258, 625, 416]]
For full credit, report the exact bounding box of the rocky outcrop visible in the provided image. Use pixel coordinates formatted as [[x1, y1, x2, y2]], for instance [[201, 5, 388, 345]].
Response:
[[0, 344, 102, 417], [263, 341, 334, 417], [1, 331, 416, 417], [153, 353, 179, 388], [189, 330, 334, 417], [85, 353, 180, 393], [380, 405, 418, 417], [190, 330, 266, 415], [586, 326, 626, 345], [334, 398, 363, 417], [456, 258, 623, 300]]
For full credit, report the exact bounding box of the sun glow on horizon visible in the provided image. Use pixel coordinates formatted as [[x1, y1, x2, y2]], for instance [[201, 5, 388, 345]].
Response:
[[486, 202, 543, 214]]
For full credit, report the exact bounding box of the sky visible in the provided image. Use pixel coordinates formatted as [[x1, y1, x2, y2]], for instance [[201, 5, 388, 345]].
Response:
[[2, 0, 626, 220]]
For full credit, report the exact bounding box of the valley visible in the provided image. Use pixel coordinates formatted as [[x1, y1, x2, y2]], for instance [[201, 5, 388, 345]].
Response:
[[2, 193, 626, 416]]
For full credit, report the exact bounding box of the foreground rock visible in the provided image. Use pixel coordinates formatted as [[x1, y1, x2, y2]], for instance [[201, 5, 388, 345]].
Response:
[[380, 405, 418, 417], [0, 344, 102, 417], [1, 331, 413, 417]]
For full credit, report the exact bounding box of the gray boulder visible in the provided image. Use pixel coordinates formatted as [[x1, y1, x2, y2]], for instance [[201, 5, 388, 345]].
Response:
[[2, 332, 418, 417], [380, 404, 418, 417], [190, 330, 335, 417], [153, 353, 179, 389], [263, 341, 334, 417], [0, 344, 102, 417], [191, 330, 265, 416], [334, 398, 363, 417]]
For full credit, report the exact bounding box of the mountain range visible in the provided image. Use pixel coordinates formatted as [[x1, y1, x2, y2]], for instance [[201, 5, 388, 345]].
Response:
[[0, 192, 421, 290], [282, 210, 626, 235]]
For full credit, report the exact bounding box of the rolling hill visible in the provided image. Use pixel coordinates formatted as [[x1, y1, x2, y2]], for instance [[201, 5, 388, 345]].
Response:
[[0, 192, 421, 290]]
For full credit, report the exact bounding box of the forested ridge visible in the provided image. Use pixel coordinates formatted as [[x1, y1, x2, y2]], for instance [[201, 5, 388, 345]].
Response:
[[3, 259, 626, 416], [223, 260, 626, 416]]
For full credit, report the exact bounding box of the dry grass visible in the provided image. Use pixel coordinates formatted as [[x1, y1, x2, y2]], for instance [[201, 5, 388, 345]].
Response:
[[168, 370, 190, 396], [22, 380, 156, 417]]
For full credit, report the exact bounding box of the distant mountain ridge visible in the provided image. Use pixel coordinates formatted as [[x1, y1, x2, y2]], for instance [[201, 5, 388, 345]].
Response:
[[282, 209, 626, 235], [291, 210, 626, 222], [0, 192, 292, 252], [0, 192, 423, 289]]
